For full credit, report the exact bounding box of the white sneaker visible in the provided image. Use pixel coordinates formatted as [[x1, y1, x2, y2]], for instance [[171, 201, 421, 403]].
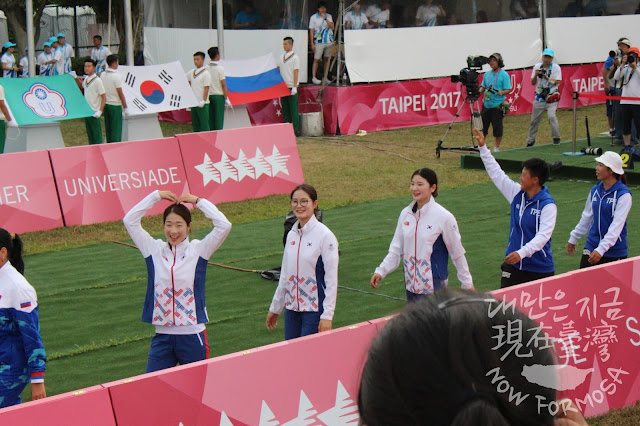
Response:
[[493, 147, 500, 153], [312, 77, 322, 85]]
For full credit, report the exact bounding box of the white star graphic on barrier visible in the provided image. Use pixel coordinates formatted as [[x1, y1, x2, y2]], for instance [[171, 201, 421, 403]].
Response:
[[194, 153, 221, 185], [213, 152, 238, 184], [248, 147, 272, 179], [276, 109, 282, 117], [230, 149, 255, 181], [272, 99, 279, 106], [265, 146, 290, 176]]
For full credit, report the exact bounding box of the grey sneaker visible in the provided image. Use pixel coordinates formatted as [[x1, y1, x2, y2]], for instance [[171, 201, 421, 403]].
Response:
[[553, 138, 561, 145], [526, 140, 536, 147]]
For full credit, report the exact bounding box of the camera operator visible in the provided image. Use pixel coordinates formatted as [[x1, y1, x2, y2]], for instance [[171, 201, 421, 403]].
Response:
[[526, 48, 562, 147], [479, 53, 511, 152], [613, 46, 640, 154], [609, 38, 638, 148]]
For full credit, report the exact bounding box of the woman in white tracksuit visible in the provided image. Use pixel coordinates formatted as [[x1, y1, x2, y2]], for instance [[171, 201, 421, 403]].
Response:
[[371, 168, 474, 302], [266, 184, 339, 340], [123, 190, 231, 372]]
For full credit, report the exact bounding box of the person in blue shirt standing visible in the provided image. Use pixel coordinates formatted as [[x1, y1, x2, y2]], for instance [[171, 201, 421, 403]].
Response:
[[567, 151, 631, 268], [474, 128, 557, 288], [479, 53, 511, 152]]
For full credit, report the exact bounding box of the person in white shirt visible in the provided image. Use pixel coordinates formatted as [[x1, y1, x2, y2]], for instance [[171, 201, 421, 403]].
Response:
[[49, 37, 64, 76], [206, 47, 231, 131], [371, 168, 474, 302], [415, 0, 446, 26], [366, 1, 391, 28], [526, 48, 562, 147], [37, 42, 55, 76], [90, 35, 112, 74], [186, 51, 211, 132], [19, 49, 28, 77], [613, 46, 640, 154], [57, 33, 74, 74], [101, 54, 128, 143], [0, 84, 18, 154], [1, 42, 20, 78], [277, 37, 300, 136], [79, 59, 106, 145], [309, 1, 334, 85], [344, 3, 370, 29]]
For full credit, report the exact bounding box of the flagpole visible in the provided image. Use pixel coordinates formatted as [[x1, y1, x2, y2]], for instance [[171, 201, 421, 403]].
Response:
[[123, 0, 134, 65], [26, 0, 35, 77], [216, 0, 224, 58]]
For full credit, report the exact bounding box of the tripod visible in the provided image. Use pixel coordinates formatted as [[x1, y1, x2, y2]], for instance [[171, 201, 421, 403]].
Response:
[[435, 95, 484, 158]]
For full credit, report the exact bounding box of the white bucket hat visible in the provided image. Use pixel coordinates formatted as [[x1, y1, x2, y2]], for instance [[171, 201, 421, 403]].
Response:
[[595, 151, 624, 175]]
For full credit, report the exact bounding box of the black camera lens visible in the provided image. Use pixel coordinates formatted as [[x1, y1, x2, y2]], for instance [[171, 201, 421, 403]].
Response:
[[609, 50, 617, 58]]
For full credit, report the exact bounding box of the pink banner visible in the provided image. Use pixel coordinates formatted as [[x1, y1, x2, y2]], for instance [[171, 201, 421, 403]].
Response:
[[0, 386, 115, 425], [49, 138, 190, 226], [105, 322, 378, 425], [177, 123, 304, 204], [0, 151, 63, 233]]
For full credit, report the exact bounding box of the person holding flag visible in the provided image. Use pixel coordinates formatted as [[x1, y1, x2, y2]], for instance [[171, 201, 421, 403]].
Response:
[[206, 47, 231, 131], [90, 35, 112, 74], [57, 33, 74, 74], [101, 54, 128, 143], [1, 42, 20, 78], [0, 83, 18, 154], [80, 59, 106, 144], [186, 51, 211, 133], [37, 42, 55, 76], [277, 36, 300, 136]]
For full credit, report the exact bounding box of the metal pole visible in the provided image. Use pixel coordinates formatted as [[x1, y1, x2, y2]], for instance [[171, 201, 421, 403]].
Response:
[[107, 0, 112, 49], [216, 0, 224, 58], [123, 0, 134, 65], [337, 0, 343, 86], [539, 0, 547, 49], [26, 0, 35, 77], [209, 0, 213, 29], [73, 6, 79, 57], [572, 91, 578, 154]]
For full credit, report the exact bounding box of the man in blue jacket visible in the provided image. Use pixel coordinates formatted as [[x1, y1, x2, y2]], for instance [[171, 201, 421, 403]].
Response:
[[474, 128, 557, 288]]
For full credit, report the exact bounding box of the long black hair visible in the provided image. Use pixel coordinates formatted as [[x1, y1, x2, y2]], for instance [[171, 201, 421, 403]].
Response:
[[358, 289, 556, 426], [0, 228, 25, 274]]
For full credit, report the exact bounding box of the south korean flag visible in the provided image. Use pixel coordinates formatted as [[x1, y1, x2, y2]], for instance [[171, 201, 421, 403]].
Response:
[[117, 61, 199, 115]]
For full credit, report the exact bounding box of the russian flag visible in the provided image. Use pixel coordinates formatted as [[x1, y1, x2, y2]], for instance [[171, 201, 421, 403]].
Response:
[[221, 54, 291, 106]]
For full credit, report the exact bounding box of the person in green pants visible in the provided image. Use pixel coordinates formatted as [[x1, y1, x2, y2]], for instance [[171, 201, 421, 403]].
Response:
[[186, 52, 211, 133], [0, 84, 17, 153], [206, 47, 231, 131], [81, 59, 105, 144], [101, 54, 129, 143], [277, 37, 300, 136]]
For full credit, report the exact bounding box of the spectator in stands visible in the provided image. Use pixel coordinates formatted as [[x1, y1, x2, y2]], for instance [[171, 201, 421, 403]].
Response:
[[416, 0, 446, 26], [186, 51, 211, 133], [90, 35, 112, 74], [0, 83, 17, 153], [37, 42, 55, 76], [57, 33, 74, 74], [19, 48, 28, 77], [510, 0, 527, 19], [561, 0, 582, 17], [358, 289, 589, 426], [80, 59, 105, 145], [233, 1, 263, 29], [567, 151, 631, 268], [525, 0, 539, 17], [526, 48, 562, 147], [309, 1, 334, 85], [0, 229, 47, 408], [1, 42, 20, 78], [266, 184, 339, 340], [123, 190, 231, 372], [583, 0, 607, 16], [344, 3, 370, 30], [366, 1, 391, 28], [479, 53, 511, 152], [609, 38, 637, 146], [206, 47, 231, 131], [476, 10, 490, 23], [370, 168, 474, 302], [277, 37, 300, 136], [474, 128, 557, 288], [613, 46, 640, 154], [101, 54, 128, 143]]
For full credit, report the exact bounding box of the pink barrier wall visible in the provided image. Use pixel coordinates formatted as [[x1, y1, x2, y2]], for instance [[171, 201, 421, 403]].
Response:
[[2, 258, 640, 423], [48, 137, 190, 226], [0, 151, 63, 233], [177, 124, 304, 204]]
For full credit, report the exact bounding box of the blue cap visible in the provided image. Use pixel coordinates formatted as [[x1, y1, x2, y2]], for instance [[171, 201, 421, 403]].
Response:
[[542, 48, 554, 57], [44, 42, 51, 47], [49, 36, 58, 44], [3, 42, 15, 49], [57, 32, 65, 38]]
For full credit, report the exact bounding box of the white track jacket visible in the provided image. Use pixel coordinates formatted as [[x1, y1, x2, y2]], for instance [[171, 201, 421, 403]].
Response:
[[269, 215, 339, 321], [124, 191, 231, 334]]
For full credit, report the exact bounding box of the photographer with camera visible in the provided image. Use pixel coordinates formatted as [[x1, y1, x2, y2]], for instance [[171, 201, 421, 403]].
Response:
[[613, 46, 640, 154], [607, 38, 637, 145], [526, 48, 562, 147], [479, 53, 511, 152]]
